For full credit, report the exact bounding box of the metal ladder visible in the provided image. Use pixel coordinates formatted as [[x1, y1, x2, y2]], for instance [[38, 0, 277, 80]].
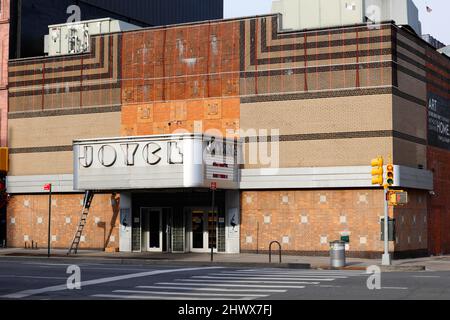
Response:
[[67, 191, 94, 255]]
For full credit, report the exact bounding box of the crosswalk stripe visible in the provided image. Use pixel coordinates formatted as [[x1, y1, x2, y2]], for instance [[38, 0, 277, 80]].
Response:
[[214, 273, 348, 279], [156, 282, 306, 289], [92, 294, 238, 300], [114, 290, 269, 298], [178, 279, 320, 285], [137, 286, 287, 293], [191, 276, 335, 281], [235, 270, 364, 276]]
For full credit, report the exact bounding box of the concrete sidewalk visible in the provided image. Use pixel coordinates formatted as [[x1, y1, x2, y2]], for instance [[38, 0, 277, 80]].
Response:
[[1, 248, 445, 271]]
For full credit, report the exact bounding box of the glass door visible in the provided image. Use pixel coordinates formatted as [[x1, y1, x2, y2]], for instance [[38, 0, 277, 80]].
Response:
[[191, 210, 205, 250], [189, 208, 218, 253], [140, 208, 163, 252]]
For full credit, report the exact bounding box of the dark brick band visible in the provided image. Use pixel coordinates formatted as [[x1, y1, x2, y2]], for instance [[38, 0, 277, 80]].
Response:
[[245, 130, 427, 145], [10, 145, 73, 154], [8, 105, 122, 119]]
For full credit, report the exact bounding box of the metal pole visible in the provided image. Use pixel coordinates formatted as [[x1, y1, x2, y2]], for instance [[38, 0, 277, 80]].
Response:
[[210, 189, 215, 262], [382, 187, 391, 266], [47, 185, 52, 258]]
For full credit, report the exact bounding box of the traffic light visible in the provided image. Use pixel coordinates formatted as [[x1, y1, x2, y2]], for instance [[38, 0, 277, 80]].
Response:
[[388, 190, 408, 206], [371, 157, 384, 186], [386, 164, 394, 186]]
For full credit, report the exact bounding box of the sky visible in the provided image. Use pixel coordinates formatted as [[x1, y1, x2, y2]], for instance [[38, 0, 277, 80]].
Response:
[[224, 0, 450, 45]]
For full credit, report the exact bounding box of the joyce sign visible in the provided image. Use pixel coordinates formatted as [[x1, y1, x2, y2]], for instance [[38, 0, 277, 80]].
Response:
[[428, 93, 450, 151], [73, 134, 240, 191]]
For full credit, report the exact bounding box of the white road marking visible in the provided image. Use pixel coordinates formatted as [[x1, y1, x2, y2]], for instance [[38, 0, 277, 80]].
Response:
[[137, 285, 287, 293], [179, 279, 320, 285], [21, 263, 74, 266], [0, 275, 67, 280], [114, 289, 268, 298], [92, 294, 233, 300], [412, 276, 440, 278], [191, 275, 335, 281], [234, 270, 367, 277], [1, 266, 223, 299], [214, 273, 348, 279], [156, 282, 306, 289], [381, 287, 409, 290]]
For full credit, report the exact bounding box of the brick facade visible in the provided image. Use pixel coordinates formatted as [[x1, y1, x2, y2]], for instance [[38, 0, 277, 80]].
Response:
[[7, 193, 120, 250], [241, 189, 428, 258], [4, 14, 449, 257]]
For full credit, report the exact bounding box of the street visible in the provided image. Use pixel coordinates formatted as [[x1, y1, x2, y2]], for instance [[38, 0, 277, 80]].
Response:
[[1, 258, 450, 300]]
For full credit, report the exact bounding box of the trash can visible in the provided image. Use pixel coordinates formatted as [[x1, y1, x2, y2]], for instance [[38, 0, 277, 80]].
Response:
[[330, 241, 346, 268]]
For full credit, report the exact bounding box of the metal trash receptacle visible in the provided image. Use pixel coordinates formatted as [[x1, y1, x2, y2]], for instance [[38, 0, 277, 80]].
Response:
[[330, 241, 346, 268]]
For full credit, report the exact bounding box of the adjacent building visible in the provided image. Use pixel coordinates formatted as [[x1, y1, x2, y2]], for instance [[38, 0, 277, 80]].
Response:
[[4, 2, 450, 258], [0, 0, 10, 246]]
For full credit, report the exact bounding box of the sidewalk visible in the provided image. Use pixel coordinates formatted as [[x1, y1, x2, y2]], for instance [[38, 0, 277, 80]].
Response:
[[1, 248, 446, 271]]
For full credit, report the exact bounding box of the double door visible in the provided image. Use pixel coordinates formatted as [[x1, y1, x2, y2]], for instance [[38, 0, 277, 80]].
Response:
[[140, 208, 171, 252]]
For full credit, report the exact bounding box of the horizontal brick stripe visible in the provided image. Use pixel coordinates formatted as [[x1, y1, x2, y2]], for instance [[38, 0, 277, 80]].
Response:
[[9, 146, 73, 154], [261, 17, 392, 53], [8, 37, 104, 78], [241, 86, 426, 107], [241, 87, 393, 103], [244, 130, 426, 145], [269, 16, 393, 40], [8, 105, 122, 119], [241, 61, 392, 78], [8, 82, 121, 98]]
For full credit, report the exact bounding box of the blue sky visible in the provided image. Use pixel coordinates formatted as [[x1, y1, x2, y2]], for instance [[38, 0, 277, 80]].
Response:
[[224, 0, 450, 45]]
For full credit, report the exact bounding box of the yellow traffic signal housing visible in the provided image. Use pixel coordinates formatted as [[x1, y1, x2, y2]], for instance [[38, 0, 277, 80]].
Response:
[[386, 164, 394, 186], [388, 190, 408, 206], [371, 157, 384, 186], [0, 148, 8, 174]]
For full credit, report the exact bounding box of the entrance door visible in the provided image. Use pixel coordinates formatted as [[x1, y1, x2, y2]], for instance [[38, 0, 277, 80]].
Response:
[[189, 208, 218, 253], [141, 208, 163, 252]]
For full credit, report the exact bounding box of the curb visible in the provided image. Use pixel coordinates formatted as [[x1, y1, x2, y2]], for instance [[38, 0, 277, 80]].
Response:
[[313, 264, 426, 272], [0, 254, 311, 269]]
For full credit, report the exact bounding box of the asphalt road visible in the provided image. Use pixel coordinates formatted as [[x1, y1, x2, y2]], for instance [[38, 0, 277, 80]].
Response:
[[0, 258, 450, 300]]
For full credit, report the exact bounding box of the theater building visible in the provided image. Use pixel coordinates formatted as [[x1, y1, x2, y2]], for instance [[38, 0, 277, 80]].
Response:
[[5, 12, 450, 258]]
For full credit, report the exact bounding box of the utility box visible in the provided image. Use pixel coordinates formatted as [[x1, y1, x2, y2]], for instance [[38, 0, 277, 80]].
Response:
[[380, 218, 396, 241], [44, 18, 139, 56]]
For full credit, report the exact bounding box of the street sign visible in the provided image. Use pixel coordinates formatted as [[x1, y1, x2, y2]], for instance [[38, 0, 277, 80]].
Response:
[[44, 183, 52, 191], [210, 182, 217, 190]]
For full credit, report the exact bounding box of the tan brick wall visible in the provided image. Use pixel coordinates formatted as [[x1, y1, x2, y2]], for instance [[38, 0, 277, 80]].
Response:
[[9, 112, 121, 175], [6, 193, 120, 250], [392, 95, 427, 140], [243, 138, 394, 168], [9, 152, 73, 176], [241, 95, 393, 135], [393, 138, 427, 169], [241, 189, 427, 257]]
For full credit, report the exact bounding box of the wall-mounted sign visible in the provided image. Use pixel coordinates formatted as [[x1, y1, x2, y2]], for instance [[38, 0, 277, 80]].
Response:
[[73, 134, 241, 191], [428, 92, 450, 151]]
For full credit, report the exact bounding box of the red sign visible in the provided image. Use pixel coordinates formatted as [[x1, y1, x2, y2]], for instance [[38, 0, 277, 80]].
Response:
[[210, 182, 217, 190], [44, 184, 52, 191]]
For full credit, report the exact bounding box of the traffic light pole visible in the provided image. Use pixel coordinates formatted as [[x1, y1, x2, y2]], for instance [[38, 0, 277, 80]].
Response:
[[382, 186, 392, 266]]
